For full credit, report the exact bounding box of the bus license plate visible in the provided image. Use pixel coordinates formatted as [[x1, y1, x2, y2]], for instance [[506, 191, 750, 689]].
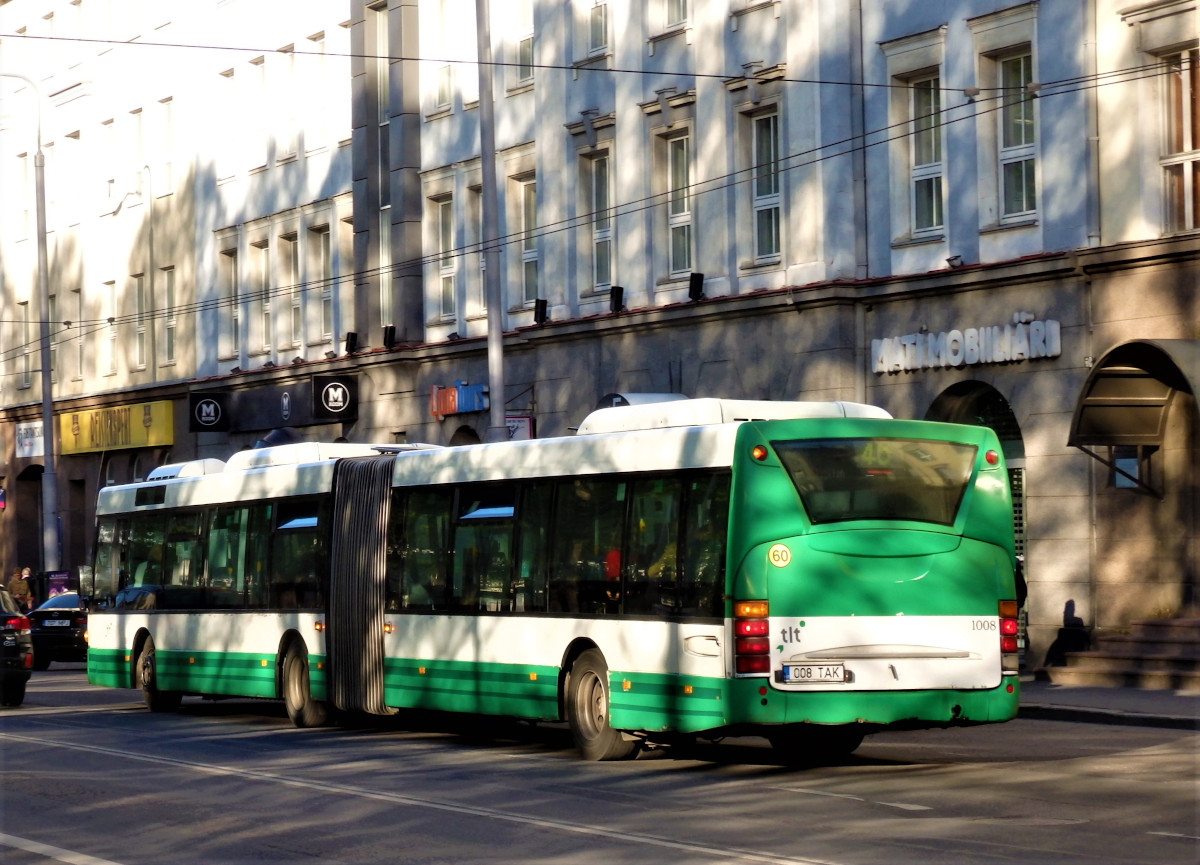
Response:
[[783, 663, 845, 683]]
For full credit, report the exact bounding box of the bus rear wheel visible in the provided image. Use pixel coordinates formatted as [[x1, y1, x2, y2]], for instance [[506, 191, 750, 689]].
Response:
[[137, 635, 182, 713], [566, 649, 635, 761], [282, 642, 327, 728]]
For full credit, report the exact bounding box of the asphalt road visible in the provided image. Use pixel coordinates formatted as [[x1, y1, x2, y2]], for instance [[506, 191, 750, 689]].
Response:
[[1, 665, 1196, 865]]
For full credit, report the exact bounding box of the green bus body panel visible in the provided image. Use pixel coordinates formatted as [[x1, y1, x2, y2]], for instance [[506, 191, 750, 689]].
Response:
[[607, 672, 728, 733], [87, 647, 277, 698], [382, 659, 561, 719], [729, 676, 1020, 725], [87, 648, 129, 689]]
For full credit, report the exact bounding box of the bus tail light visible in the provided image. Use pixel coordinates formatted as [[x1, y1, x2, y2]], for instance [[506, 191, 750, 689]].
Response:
[[999, 600, 1019, 674], [735, 600, 770, 676]]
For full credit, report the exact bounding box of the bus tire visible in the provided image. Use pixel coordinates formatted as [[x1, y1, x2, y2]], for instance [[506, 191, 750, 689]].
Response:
[[282, 642, 327, 728], [565, 649, 635, 761], [769, 725, 864, 764], [137, 635, 182, 713]]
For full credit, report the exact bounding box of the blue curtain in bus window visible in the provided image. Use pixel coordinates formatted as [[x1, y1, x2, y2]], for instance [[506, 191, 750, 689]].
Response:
[[514, 483, 552, 612], [451, 484, 516, 611], [549, 479, 625, 615], [160, 512, 205, 609], [624, 478, 682, 615], [270, 499, 325, 609], [398, 489, 453, 610]]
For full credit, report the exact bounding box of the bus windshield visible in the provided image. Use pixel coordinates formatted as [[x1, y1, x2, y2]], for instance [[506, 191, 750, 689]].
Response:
[[773, 437, 978, 526]]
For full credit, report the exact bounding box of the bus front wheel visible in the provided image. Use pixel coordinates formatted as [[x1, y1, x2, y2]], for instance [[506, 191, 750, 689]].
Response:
[[566, 649, 635, 761], [137, 635, 182, 713], [282, 642, 327, 728]]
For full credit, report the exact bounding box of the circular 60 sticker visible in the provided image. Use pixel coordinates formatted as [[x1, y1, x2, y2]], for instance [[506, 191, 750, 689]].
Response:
[[767, 543, 792, 568]]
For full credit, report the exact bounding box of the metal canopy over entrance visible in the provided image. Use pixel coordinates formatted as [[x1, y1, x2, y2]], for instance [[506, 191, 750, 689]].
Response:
[[1068, 340, 1200, 498]]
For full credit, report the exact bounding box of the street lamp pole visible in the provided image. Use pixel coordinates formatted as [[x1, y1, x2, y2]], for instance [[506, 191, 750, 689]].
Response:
[[2, 73, 60, 573]]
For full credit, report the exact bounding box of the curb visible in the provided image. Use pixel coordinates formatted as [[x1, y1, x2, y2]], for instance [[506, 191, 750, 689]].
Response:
[[1019, 704, 1199, 731]]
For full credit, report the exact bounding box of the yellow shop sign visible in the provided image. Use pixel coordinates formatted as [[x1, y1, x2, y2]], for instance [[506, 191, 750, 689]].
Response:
[[59, 401, 174, 454]]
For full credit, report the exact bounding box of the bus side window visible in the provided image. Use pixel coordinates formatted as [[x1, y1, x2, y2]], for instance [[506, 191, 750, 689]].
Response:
[[549, 479, 624, 615], [205, 507, 248, 609], [625, 478, 682, 615], [401, 489, 452, 610], [244, 504, 272, 608], [161, 512, 205, 609], [678, 474, 730, 618], [514, 483, 552, 612], [385, 490, 405, 612], [116, 513, 166, 609]]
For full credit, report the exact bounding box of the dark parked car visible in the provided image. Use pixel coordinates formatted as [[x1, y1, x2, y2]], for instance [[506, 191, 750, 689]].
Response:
[[0, 588, 33, 706], [28, 591, 88, 670]]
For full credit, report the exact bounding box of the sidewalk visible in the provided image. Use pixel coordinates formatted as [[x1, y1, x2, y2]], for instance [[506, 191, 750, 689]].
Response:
[[1019, 677, 1200, 729]]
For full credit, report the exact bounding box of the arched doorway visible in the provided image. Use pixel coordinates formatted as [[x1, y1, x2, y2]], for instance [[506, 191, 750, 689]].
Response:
[[926, 381, 1028, 658], [448, 425, 482, 446]]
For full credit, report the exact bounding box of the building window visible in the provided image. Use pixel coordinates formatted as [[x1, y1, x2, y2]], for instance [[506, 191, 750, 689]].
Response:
[[135, 274, 147, 369], [312, 226, 333, 340], [19, 301, 31, 388], [438, 198, 456, 318], [666, 0, 688, 29], [999, 52, 1036, 218], [910, 76, 944, 232], [589, 2, 608, 55], [221, 249, 239, 355], [667, 133, 692, 275], [516, 0, 535, 85], [1110, 445, 1158, 490], [163, 267, 176, 363], [48, 293, 58, 382], [752, 112, 781, 258], [1164, 48, 1198, 232], [254, 242, 271, 352], [73, 287, 84, 380], [105, 281, 118, 375], [282, 235, 301, 348], [589, 154, 612, 289], [520, 179, 538, 303]]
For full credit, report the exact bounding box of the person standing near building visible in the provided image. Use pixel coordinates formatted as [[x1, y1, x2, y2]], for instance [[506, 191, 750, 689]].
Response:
[[6, 567, 32, 611]]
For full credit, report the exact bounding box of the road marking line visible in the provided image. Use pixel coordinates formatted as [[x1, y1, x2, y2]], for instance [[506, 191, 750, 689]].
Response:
[[877, 801, 933, 811], [0, 832, 125, 865], [1148, 831, 1200, 841], [772, 787, 931, 811], [1, 732, 845, 865]]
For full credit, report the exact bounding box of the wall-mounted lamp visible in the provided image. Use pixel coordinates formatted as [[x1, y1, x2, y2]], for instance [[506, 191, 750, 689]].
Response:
[[324, 350, 338, 360], [609, 286, 625, 315], [382, 324, 397, 350], [946, 255, 964, 268], [447, 332, 462, 342], [344, 331, 359, 354], [262, 360, 276, 369], [291, 356, 305, 365], [687, 272, 706, 301], [533, 298, 550, 325], [230, 366, 242, 374]]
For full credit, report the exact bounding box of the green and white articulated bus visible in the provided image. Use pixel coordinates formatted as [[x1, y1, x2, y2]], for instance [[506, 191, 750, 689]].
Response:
[[86, 398, 1020, 761]]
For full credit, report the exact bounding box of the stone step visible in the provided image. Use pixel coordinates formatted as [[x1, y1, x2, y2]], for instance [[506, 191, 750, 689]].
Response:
[[1092, 634, 1200, 656], [1058, 650, 1200, 674], [1127, 618, 1200, 642], [1036, 666, 1200, 690]]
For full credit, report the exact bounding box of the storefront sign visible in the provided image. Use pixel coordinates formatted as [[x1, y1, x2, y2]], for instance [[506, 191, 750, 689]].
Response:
[[872, 314, 1061, 374], [189, 393, 232, 432], [430, 381, 489, 420], [15, 421, 44, 458], [312, 375, 358, 422], [506, 415, 535, 441], [59, 400, 174, 454]]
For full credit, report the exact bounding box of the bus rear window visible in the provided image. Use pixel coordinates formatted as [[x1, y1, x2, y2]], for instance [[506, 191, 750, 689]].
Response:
[[773, 438, 978, 526]]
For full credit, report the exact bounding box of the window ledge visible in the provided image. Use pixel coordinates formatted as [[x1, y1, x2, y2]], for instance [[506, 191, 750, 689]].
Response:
[[506, 82, 535, 97], [424, 106, 453, 122], [738, 256, 782, 272], [648, 25, 691, 54], [981, 217, 1038, 234], [891, 233, 945, 248]]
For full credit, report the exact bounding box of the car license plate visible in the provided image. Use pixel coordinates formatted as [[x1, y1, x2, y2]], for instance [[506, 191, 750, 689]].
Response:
[[44, 620, 71, 627], [782, 663, 845, 683]]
